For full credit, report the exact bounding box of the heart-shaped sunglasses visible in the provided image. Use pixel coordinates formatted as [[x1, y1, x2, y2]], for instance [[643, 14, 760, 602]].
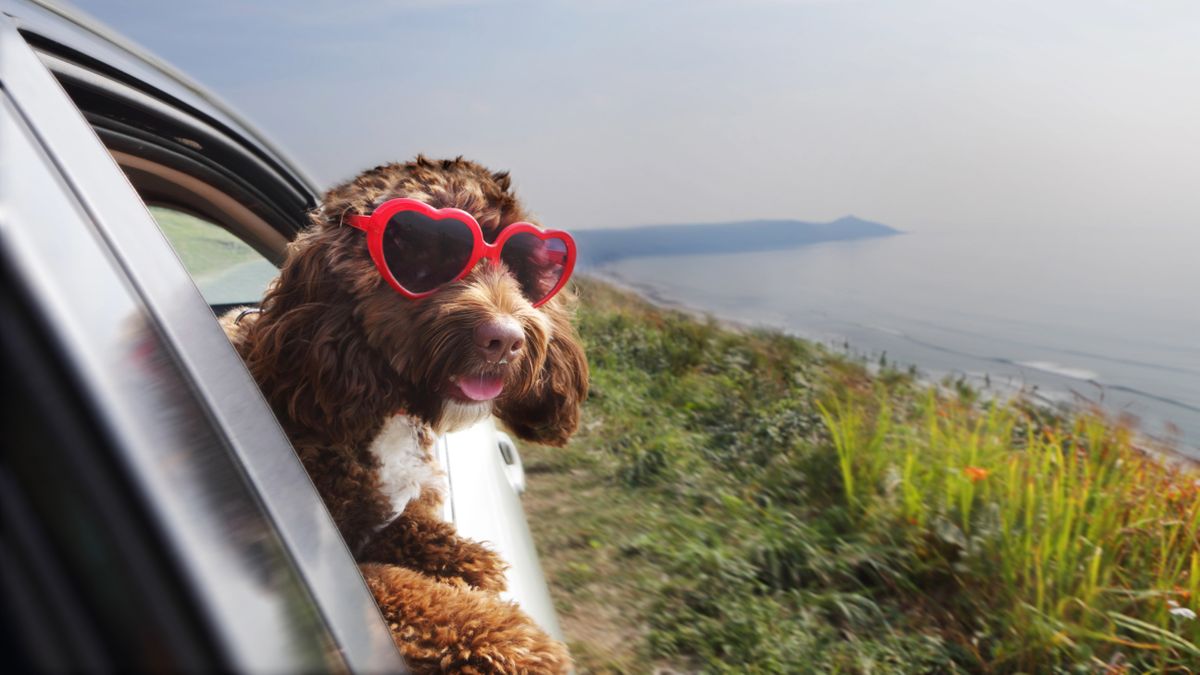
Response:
[[348, 198, 576, 307]]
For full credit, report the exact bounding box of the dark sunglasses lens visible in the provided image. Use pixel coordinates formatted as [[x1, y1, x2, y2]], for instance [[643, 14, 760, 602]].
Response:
[[500, 233, 570, 304], [382, 211, 475, 293]]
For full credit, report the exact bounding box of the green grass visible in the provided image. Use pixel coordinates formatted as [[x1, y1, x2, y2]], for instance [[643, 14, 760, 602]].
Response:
[[522, 278, 1199, 673], [151, 206, 262, 278]]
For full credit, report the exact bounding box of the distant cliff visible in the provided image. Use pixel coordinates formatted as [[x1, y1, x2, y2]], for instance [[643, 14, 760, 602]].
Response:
[[571, 215, 901, 266]]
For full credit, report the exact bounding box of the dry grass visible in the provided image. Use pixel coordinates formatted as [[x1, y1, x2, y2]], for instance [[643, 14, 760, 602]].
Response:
[[522, 455, 657, 672]]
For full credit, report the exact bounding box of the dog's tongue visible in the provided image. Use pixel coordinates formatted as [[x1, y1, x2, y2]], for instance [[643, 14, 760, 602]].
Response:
[[457, 374, 504, 401]]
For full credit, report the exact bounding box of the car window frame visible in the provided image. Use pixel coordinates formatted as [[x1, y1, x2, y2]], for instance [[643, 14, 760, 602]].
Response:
[[0, 10, 406, 673], [148, 203, 281, 307]]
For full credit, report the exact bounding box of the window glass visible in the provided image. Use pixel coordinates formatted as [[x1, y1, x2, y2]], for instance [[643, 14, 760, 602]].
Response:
[[150, 206, 278, 305]]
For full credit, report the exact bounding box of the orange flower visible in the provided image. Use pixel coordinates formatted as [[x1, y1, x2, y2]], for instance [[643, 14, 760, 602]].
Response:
[[964, 466, 990, 483]]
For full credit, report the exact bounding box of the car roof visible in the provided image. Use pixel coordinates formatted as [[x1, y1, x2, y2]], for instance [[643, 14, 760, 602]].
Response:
[[3, 0, 320, 237], [13, 0, 321, 194]]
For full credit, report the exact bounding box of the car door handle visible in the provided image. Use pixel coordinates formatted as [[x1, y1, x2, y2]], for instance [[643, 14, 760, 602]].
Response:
[[496, 431, 526, 495]]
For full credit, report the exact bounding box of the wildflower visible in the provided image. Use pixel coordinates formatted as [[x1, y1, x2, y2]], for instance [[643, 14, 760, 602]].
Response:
[[1169, 607, 1196, 621], [964, 466, 990, 483]]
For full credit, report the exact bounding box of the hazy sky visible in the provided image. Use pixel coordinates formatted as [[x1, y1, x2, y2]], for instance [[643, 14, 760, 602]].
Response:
[[71, 0, 1200, 233]]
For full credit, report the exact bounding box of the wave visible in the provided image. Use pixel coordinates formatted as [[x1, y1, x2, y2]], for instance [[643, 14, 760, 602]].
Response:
[[1015, 361, 1100, 382], [903, 317, 1199, 377]]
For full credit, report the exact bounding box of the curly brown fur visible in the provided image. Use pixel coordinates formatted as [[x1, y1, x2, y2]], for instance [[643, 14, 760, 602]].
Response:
[[225, 157, 586, 672], [494, 303, 588, 446], [361, 490, 509, 592], [361, 563, 571, 674]]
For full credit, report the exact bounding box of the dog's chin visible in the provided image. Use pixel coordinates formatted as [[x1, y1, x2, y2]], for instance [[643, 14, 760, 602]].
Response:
[[436, 372, 504, 434], [436, 399, 494, 435]]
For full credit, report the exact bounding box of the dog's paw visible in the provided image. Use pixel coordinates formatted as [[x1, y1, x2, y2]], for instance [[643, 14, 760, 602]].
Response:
[[364, 562, 571, 674], [443, 538, 509, 592], [457, 557, 509, 593]]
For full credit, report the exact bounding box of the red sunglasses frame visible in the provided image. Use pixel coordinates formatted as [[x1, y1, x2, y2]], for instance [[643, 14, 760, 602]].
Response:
[[347, 198, 576, 308]]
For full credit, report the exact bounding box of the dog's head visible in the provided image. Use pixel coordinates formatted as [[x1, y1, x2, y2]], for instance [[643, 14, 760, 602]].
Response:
[[254, 157, 587, 445]]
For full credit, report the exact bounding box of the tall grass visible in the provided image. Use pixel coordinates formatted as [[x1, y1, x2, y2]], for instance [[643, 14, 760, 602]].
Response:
[[821, 392, 1200, 670]]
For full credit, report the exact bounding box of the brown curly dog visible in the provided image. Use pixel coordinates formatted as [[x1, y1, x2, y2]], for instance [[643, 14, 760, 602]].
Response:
[[223, 156, 587, 673]]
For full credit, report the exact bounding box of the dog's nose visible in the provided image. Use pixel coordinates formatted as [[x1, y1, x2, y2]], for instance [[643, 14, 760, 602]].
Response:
[[475, 318, 524, 364]]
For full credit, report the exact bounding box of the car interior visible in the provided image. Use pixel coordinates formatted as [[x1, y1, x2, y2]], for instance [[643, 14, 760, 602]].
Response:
[[28, 34, 310, 312]]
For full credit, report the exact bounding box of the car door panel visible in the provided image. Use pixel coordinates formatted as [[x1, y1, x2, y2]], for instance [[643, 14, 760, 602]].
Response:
[[442, 421, 565, 642]]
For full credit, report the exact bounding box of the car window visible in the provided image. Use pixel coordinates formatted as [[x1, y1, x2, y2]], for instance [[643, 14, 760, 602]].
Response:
[[150, 205, 278, 306]]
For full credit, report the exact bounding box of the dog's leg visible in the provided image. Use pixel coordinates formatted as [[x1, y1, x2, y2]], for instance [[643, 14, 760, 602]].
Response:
[[361, 563, 571, 674], [362, 493, 510, 593]]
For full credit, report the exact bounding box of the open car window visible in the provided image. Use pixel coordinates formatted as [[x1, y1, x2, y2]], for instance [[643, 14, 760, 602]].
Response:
[[150, 205, 277, 306], [1, 8, 405, 670]]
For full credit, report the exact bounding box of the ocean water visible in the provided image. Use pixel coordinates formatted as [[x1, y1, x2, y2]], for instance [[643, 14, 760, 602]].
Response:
[[590, 224, 1200, 458]]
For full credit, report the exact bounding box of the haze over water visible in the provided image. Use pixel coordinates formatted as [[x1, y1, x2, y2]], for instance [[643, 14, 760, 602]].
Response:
[[592, 223, 1200, 458]]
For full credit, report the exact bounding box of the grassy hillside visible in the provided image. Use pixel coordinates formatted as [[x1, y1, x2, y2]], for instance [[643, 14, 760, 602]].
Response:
[[151, 206, 263, 278], [523, 278, 1199, 673]]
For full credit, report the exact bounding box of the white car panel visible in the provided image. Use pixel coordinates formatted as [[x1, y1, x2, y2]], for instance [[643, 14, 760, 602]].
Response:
[[439, 420, 565, 641]]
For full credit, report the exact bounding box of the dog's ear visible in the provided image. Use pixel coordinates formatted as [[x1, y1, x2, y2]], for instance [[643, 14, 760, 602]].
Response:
[[240, 230, 398, 443], [495, 304, 589, 447]]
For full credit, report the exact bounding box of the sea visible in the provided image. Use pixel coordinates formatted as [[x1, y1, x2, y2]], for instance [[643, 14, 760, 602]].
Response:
[[586, 223, 1200, 459]]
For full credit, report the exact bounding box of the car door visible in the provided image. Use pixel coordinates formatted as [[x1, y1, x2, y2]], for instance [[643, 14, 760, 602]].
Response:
[[0, 9, 405, 673], [3, 0, 563, 651]]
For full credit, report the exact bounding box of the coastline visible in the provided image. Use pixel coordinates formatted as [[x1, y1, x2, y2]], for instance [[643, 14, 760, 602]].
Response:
[[581, 268, 808, 339], [578, 270, 1199, 468]]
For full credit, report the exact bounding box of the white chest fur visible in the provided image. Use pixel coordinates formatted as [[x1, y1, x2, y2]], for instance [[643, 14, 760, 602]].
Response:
[[367, 415, 445, 527]]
